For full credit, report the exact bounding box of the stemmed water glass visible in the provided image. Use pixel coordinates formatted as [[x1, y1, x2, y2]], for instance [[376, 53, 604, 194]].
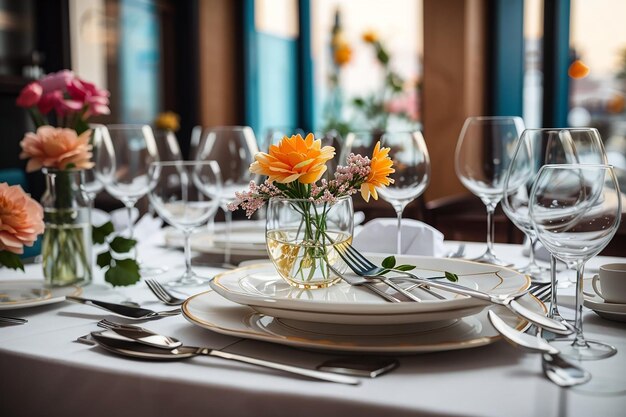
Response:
[[503, 128, 607, 287], [195, 126, 259, 264], [530, 164, 621, 360], [96, 124, 159, 272], [148, 161, 222, 286], [455, 116, 525, 265], [377, 131, 430, 254], [82, 124, 115, 207]]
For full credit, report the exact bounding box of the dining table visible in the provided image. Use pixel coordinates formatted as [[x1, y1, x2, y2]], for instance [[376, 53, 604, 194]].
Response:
[[1, 231, 625, 417]]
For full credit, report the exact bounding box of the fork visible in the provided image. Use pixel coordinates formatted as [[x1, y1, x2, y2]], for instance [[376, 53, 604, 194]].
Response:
[[145, 279, 187, 306], [335, 242, 572, 335]]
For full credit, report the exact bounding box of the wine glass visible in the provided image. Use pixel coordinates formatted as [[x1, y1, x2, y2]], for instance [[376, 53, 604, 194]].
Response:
[[529, 164, 621, 360], [454, 116, 525, 265], [195, 126, 259, 265], [148, 161, 222, 286], [503, 128, 607, 283], [377, 131, 431, 254], [82, 124, 115, 208], [96, 124, 159, 270]]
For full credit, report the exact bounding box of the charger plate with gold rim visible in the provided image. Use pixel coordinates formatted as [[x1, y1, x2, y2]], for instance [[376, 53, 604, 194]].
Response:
[[182, 289, 545, 354], [0, 280, 81, 310]]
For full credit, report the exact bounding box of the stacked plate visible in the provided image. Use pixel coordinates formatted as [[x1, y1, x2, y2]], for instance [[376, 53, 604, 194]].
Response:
[[0, 280, 81, 310], [182, 254, 545, 353]]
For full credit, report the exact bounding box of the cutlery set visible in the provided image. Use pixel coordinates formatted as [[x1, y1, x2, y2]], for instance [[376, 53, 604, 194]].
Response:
[[61, 244, 588, 387]]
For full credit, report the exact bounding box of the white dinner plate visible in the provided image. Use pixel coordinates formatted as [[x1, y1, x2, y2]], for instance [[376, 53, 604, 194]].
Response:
[[182, 289, 545, 353], [164, 224, 268, 256], [209, 255, 531, 316], [0, 280, 81, 310]]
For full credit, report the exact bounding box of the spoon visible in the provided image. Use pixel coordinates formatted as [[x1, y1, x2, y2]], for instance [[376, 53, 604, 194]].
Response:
[[90, 330, 360, 385], [487, 311, 591, 387]]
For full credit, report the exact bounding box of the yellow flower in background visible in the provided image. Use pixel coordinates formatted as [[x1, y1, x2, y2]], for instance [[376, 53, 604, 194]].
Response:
[[568, 60, 590, 79], [154, 111, 180, 131], [250, 133, 335, 184], [362, 30, 378, 44], [333, 43, 352, 66], [360, 141, 395, 202]]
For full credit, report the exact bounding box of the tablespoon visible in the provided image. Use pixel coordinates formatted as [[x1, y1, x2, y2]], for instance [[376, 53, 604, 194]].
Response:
[[90, 330, 360, 385], [487, 311, 591, 387]]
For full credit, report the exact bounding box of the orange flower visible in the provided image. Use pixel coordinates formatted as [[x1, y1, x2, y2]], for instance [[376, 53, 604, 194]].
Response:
[[154, 111, 180, 131], [360, 141, 395, 202], [362, 30, 378, 44], [334, 43, 352, 66], [568, 60, 590, 79], [19, 126, 94, 172], [250, 133, 335, 184], [0, 183, 44, 255]]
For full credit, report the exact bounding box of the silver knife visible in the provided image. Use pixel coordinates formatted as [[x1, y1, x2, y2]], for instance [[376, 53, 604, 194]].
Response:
[[66, 296, 180, 319]]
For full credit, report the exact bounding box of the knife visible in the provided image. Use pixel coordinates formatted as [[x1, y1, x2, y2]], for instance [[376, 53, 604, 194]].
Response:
[[65, 296, 179, 319]]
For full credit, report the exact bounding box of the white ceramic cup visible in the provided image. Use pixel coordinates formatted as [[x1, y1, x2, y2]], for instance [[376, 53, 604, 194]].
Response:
[[592, 263, 626, 304]]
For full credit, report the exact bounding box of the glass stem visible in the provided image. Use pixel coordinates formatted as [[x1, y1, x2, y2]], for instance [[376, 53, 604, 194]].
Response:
[[183, 230, 193, 278], [395, 207, 403, 255], [485, 203, 497, 256], [527, 236, 537, 267], [572, 262, 588, 348], [224, 209, 232, 265], [549, 255, 562, 319], [126, 203, 135, 239]]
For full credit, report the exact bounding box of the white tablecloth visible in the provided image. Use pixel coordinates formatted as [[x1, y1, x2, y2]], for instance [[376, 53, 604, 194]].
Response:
[[1, 239, 625, 417]]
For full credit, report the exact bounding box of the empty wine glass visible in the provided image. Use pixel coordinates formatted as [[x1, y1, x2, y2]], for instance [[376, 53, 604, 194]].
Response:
[[455, 116, 525, 265], [503, 128, 607, 286], [148, 161, 222, 286], [96, 124, 159, 271], [530, 164, 621, 360], [82, 124, 115, 207], [377, 131, 431, 254], [195, 126, 259, 264]]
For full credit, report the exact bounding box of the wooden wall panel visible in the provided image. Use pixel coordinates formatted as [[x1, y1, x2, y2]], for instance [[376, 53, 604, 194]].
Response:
[[422, 0, 486, 201]]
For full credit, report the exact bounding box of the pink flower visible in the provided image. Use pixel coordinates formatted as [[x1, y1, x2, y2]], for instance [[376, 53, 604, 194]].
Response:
[[19, 126, 94, 172], [0, 183, 44, 255], [67, 78, 111, 117], [16, 82, 43, 107], [39, 70, 74, 94], [37, 91, 83, 116]]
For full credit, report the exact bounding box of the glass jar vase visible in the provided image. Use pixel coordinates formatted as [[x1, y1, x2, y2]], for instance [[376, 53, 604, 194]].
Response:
[[41, 169, 92, 287], [265, 196, 353, 289]]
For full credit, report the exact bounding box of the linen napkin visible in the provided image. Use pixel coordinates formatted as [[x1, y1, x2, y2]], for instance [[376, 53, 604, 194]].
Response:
[[352, 218, 445, 256]]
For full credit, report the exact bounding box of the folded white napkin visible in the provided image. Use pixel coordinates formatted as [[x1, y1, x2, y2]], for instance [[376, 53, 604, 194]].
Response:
[[352, 218, 445, 256]]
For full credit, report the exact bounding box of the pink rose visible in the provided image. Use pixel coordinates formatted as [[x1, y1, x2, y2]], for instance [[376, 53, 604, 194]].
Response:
[[67, 77, 110, 117], [39, 70, 74, 94], [19, 126, 94, 172], [16, 82, 43, 107], [0, 183, 44, 255]]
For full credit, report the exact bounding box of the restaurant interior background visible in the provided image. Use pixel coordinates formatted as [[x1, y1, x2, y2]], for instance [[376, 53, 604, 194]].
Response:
[[0, 0, 624, 254]]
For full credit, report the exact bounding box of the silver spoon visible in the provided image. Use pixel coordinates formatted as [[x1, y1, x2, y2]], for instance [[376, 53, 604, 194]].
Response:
[[488, 310, 591, 387]]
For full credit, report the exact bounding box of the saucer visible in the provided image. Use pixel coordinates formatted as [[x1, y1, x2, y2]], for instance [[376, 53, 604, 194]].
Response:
[[583, 293, 626, 322]]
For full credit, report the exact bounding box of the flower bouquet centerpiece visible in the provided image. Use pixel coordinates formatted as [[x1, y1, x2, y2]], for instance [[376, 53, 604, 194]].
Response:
[[230, 133, 394, 289], [16, 70, 110, 287]]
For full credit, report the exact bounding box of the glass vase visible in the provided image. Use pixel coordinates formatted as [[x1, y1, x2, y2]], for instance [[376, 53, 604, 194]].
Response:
[[41, 168, 92, 287], [266, 196, 353, 289]]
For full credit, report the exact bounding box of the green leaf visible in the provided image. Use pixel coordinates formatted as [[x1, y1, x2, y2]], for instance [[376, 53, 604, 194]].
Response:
[[0, 251, 24, 271], [445, 271, 459, 282], [394, 264, 416, 272], [93, 222, 115, 244], [110, 236, 137, 253], [352, 97, 365, 107], [381, 256, 396, 269], [105, 258, 141, 286], [376, 47, 390, 65], [96, 251, 113, 269]]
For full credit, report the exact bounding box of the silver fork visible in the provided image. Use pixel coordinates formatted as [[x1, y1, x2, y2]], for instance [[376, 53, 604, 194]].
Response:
[[335, 242, 572, 335], [145, 279, 187, 306]]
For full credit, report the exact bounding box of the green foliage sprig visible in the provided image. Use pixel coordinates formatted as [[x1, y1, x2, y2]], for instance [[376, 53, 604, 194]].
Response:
[[378, 256, 459, 282], [93, 221, 141, 286]]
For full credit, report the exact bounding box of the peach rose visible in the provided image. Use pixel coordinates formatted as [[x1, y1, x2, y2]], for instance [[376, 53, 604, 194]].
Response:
[[19, 126, 94, 172], [360, 141, 395, 202], [0, 183, 44, 255], [250, 133, 335, 184]]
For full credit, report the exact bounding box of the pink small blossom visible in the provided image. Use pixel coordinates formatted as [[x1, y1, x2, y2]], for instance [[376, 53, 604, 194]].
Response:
[[16, 82, 43, 107], [39, 70, 74, 94], [37, 91, 83, 116]]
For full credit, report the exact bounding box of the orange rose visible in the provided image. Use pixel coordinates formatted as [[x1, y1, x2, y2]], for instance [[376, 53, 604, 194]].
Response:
[[250, 133, 335, 184], [334, 43, 352, 66], [360, 141, 395, 202], [568, 60, 589, 79], [362, 30, 378, 44], [19, 126, 94, 172], [0, 183, 44, 255]]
